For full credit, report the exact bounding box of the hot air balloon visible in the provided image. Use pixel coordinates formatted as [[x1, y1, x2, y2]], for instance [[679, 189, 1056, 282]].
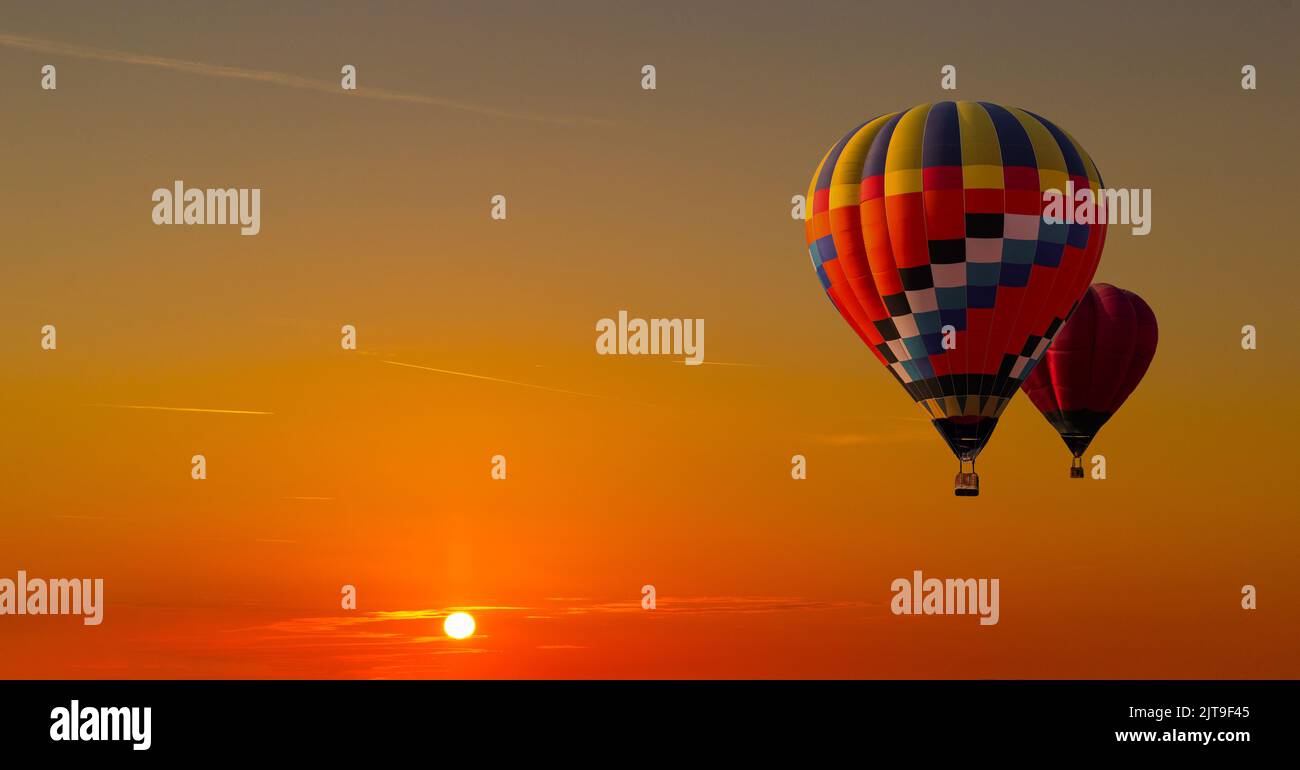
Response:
[[1020, 283, 1157, 477], [803, 101, 1107, 496]]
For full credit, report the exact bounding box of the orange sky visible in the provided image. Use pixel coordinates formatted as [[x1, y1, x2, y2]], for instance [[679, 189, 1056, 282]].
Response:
[[1, 1, 1297, 678]]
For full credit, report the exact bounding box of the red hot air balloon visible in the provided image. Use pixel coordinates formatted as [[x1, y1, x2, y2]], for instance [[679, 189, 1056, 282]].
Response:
[[1020, 283, 1157, 477], [803, 102, 1107, 496]]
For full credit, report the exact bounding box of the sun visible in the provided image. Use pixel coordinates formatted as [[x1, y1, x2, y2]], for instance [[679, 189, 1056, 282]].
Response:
[[443, 611, 476, 640]]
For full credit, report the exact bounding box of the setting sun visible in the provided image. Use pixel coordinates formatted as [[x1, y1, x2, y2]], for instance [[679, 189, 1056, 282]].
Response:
[[443, 612, 476, 640]]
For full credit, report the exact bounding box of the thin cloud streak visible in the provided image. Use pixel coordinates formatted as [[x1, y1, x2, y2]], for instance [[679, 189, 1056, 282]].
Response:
[[382, 360, 608, 400], [183, 596, 879, 676], [220, 596, 874, 670], [559, 595, 878, 615], [87, 404, 273, 415], [243, 596, 866, 640], [0, 32, 613, 126], [697, 360, 765, 368]]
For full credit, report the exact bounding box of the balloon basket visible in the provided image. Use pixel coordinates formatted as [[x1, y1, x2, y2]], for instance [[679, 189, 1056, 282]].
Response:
[[1070, 456, 1084, 479], [954, 470, 979, 497]]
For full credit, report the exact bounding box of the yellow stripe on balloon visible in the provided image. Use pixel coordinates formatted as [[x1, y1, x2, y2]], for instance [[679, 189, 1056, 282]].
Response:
[[1008, 106, 1067, 192], [883, 104, 932, 196]]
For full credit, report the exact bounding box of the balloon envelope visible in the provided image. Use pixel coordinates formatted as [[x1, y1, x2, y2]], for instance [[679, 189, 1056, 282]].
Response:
[[804, 101, 1107, 465], [1021, 283, 1158, 460]]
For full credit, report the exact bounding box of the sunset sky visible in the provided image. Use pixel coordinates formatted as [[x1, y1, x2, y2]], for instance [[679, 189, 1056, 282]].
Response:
[[1, 1, 1297, 678]]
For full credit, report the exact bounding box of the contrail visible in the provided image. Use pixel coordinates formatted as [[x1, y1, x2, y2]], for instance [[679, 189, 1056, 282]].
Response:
[[87, 404, 273, 415], [0, 31, 612, 126], [382, 360, 606, 400]]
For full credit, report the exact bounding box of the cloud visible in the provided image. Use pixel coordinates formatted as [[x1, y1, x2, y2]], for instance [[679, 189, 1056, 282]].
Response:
[[87, 403, 273, 415], [383, 360, 609, 400], [242, 596, 872, 641], [558, 595, 879, 615], [250, 606, 531, 636], [696, 360, 766, 368], [151, 595, 880, 676], [0, 31, 612, 126]]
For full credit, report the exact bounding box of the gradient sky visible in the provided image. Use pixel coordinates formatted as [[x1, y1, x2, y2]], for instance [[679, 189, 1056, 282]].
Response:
[[1, 0, 1297, 678]]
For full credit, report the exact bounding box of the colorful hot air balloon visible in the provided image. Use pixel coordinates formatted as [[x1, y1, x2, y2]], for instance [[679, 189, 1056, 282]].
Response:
[[803, 101, 1107, 496], [1020, 283, 1157, 477]]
